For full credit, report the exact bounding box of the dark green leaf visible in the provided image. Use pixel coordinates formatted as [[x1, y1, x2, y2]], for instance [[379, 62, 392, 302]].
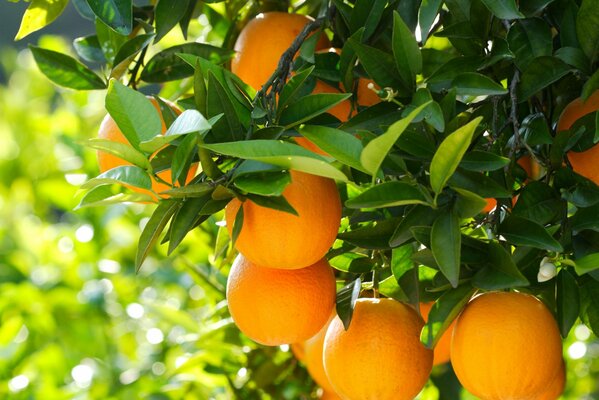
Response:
[[575, 253, 599, 276], [278, 66, 314, 113], [105, 79, 162, 147], [460, 151, 510, 171], [449, 169, 512, 198], [170, 133, 198, 185], [557, 269, 580, 337], [345, 182, 429, 209], [136, 199, 179, 271], [350, 0, 387, 40], [389, 205, 439, 247], [234, 171, 291, 197], [155, 0, 190, 43], [245, 194, 298, 216], [479, 0, 524, 19], [499, 216, 563, 251], [431, 211, 461, 287], [29, 46, 106, 90], [200, 140, 347, 181], [451, 73, 507, 96], [576, 0, 599, 63], [329, 253, 375, 273], [141, 44, 234, 82], [472, 242, 529, 290], [299, 125, 366, 172], [512, 181, 562, 224], [418, 0, 443, 44], [430, 117, 482, 195], [420, 284, 475, 348], [517, 56, 572, 101], [453, 188, 488, 218], [168, 196, 211, 254], [392, 11, 422, 90], [279, 93, 352, 128], [81, 165, 152, 190], [336, 277, 362, 330], [348, 37, 403, 89], [95, 17, 127, 64], [507, 18, 553, 70], [111, 33, 155, 79], [361, 102, 430, 176], [582, 69, 599, 101], [570, 203, 599, 233], [86, 0, 132, 35], [338, 218, 399, 250], [207, 72, 244, 142], [73, 35, 106, 63]]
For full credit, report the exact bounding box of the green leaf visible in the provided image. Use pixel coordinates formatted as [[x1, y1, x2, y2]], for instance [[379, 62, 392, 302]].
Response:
[[338, 218, 400, 250], [95, 17, 127, 64], [350, 0, 387, 40], [451, 73, 507, 96], [431, 211, 461, 287], [206, 72, 244, 142], [582, 69, 599, 101], [230, 202, 244, 246], [245, 194, 298, 216], [105, 79, 162, 148], [86, 0, 132, 35], [298, 125, 366, 172], [378, 276, 410, 302], [81, 165, 152, 190], [430, 117, 482, 195], [15, 0, 69, 40], [234, 171, 291, 197], [575, 253, 599, 276], [517, 56, 571, 101], [507, 18, 553, 70], [136, 199, 179, 271], [460, 151, 510, 171], [449, 169, 512, 198], [170, 133, 198, 185], [336, 277, 362, 330], [361, 102, 430, 176], [392, 11, 422, 90], [73, 35, 106, 63], [160, 183, 213, 199], [557, 269, 580, 337], [76, 185, 154, 209], [576, 0, 599, 63], [391, 244, 415, 280], [571, 203, 599, 233], [200, 141, 348, 182], [479, 0, 524, 19], [279, 93, 352, 128], [389, 205, 439, 247], [418, 0, 443, 44], [141, 44, 234, 82], [520, 0, 555, 16], [139, 109, 212, 153], [168, 195, 211, 254], [346, 182, 429, 209], [499, 216, 563, 252], [111, 33, 155, 79], [420, 284, 475, 348], [472, 242, 529, 290], [155, 0, 190, 43], [511, 181, 562, 225], [29, 46, 106, 90], [85, 138, 151, 169], [329, 253, 375, 273], [348, 37, 403, 89], [278, 66, 315, 113], [453, 188, 488, 218]]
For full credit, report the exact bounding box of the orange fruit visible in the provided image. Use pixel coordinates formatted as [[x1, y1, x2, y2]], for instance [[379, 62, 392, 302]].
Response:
[[225, 170, 341, 269], [320, 391, 342, 400], [323, 298, 433, 400], [300, 313, 336, 393], [97, 97, 197, 198], [558, 90, 599, 185], [482, 156, 538, 213], [231, 12, 330, 91], [356, 78, 380, 107], [451, 291, 563, 400], [536, 360, 566, 400], [226, 255, 336, 346], [291, 342, 305, 362], [420, 302, 454, 366]]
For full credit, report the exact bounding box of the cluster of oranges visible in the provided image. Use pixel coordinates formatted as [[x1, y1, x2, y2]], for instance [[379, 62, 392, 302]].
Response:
[[90, 9, 599, 400]]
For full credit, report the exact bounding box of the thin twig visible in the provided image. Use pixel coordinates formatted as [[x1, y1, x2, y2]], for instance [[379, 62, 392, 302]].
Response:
[[507, 69, 521, 159]]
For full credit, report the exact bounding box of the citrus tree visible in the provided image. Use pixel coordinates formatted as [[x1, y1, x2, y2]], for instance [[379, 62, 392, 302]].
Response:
[[7, 0, 599, 398]]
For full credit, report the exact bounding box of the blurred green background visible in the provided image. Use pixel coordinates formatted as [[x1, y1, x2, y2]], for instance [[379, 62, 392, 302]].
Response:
[[0, 2, 598, 400]]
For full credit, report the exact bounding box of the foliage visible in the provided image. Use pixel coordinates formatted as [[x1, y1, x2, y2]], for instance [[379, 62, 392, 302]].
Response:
[[2, 0, 599, 398]]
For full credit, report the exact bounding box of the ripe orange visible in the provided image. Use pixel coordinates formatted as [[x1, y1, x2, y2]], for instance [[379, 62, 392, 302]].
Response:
[[320, 391, 342, 400], [558, 90, 599, 185], [356, 78, 380, 107], [323, 298, 433, 400], [300, 314, 336, 393], [231, 12, 330, 91], [420, 302, 454, 366], [97, 97, 197, 198], [226, 255, 336, 346], [451, 291, 563, 400], [225, 170, 341, 269], [482, 155, 539, 213], [536, 360, 566, 400], [291, 342, 305, 362]]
